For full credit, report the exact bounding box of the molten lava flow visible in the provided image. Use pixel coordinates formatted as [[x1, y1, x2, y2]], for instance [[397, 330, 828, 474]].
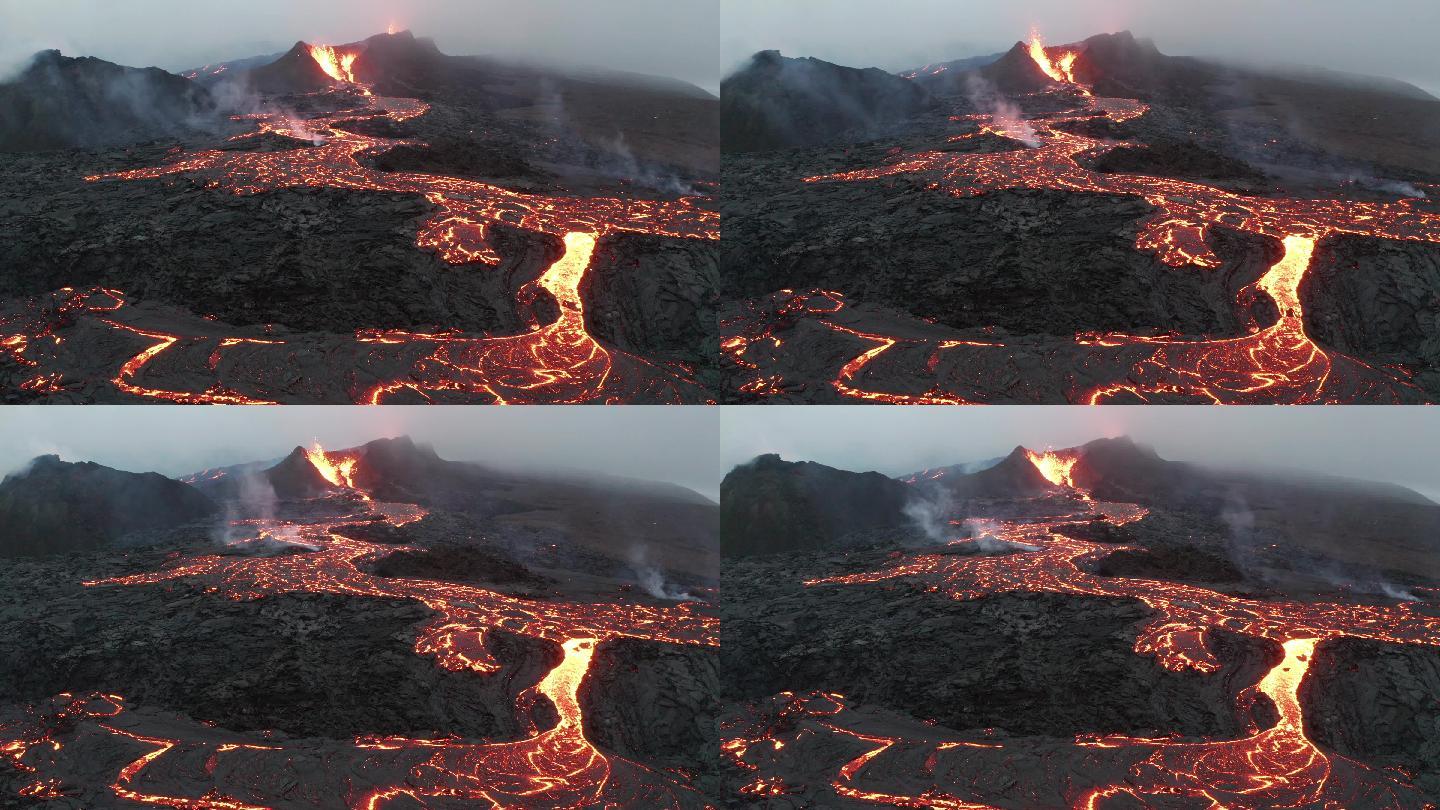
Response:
[[1028, 31, 1080, 85], [305, 441, 358, 488], [0, 494, 717, 807], [1025, 449, 1080, 489], [723, 43, 1440, 404], [723, 474, 1440, 807], [308, 44, 358, 83], [0, 79, 718, 404]]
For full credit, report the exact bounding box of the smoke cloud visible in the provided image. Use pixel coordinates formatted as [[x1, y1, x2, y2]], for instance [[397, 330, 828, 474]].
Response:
[[963, 73, 1038, 147]]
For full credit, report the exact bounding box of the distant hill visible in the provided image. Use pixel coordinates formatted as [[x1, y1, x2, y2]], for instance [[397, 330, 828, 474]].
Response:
[[721, 50, 934, 153], [720, 453, 911, 556], [0, 50, 217, 152], [0, 456, 216, 557]]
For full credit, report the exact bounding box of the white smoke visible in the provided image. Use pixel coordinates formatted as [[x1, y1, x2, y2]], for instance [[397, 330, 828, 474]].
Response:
[[628, 544, 698, 601], [963, 73, 1039, 148], [903, 485, 954, 543], [214, 472, 279, 546]]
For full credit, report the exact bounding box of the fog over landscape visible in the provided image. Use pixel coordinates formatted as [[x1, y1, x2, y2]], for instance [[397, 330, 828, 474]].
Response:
[[721, 407, 1440, 501], [1, 0, 721, 92], [722, 0, 1440, 95], [0, 406, 721, 500]]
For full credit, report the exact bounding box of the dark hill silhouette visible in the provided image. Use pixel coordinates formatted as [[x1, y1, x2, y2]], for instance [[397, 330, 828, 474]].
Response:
[[720, 453, 911, 556], [721, 50, 933, 153], [0, 50, 217, 152], [0, 456, 216, 557]]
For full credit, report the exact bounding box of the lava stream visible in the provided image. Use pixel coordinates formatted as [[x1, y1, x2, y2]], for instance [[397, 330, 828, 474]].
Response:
[[1, 495, 717, 807], [724, 456, 1440, 807], [1, 81, 718, 404], [725, 64, 1440, 404]]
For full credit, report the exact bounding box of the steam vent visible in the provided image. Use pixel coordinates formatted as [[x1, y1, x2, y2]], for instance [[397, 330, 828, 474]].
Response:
[[6, 2, 1440, 810]]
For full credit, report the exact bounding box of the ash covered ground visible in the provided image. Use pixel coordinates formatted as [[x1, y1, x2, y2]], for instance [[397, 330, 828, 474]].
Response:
[[0, 31, 720, 404], [0, 436, 721, 807], [720, 32, 1440, 404], [719, 438, 1440, 808]]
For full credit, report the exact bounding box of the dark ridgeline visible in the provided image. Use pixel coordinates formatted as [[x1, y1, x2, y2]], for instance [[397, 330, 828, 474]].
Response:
[[0, 50, 218, 151], [0, 455, 216, 557], [720, 50, 934, 152]]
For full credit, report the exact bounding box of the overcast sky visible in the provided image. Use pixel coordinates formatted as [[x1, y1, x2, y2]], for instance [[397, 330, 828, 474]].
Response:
[[722, 406, 1440, 501], [0, 406, 721, 500], [722, 0, 1440, 96], [0, 0, 720, 92]]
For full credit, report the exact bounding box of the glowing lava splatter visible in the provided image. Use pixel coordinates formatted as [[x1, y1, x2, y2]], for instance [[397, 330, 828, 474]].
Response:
[[1, 74, 718, 404], [0, 486, 717, 807], [722, 453, 1440, 808], [724, 36, 1440, 404]]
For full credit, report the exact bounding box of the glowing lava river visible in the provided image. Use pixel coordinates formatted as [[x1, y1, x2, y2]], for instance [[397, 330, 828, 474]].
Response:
[[0, 66, 719, 404], [0, 466, 718, 807], [722, 37, 1440, 404], [721, 454, 1440, 808]]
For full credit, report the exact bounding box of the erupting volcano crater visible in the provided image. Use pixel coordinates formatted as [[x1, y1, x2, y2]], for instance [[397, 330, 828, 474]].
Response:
[[720, 31, 1440, 404]]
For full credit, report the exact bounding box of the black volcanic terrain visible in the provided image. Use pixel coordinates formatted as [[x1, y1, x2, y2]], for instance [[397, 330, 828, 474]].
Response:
[[0, 31, 720, 404], [721, 31, 1440, 404], [0, 437, 720, 806], [720, 437, 1440, 807]]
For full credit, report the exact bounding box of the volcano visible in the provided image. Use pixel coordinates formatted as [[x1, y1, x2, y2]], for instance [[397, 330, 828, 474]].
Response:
[[977, 40, 1058, 93], [246, 41, 345, 94], [0, 437, 719, 806], [721, 28, 1440, 404], [720, 438, 1440, 807], [0, 27, 719, 404]]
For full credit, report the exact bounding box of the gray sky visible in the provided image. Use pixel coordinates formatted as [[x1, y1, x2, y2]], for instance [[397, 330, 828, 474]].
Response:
[[0, 406, 720, 500], [722, 406, 1440, 502], [0, 0, 720, 93], [722, 0, 1440, 96]]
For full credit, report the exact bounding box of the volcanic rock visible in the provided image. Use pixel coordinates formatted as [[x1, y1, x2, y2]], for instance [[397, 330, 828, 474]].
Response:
[[365, 546, 554, 590], [719, 454, 911, 557], [720, 50, 933, 152], [0, 456, 216, 557], [0, 50, 217, 152], [1304, 636, 1440, 798], [582, 638, 721, 794], [720, 560, 1277, 738]]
